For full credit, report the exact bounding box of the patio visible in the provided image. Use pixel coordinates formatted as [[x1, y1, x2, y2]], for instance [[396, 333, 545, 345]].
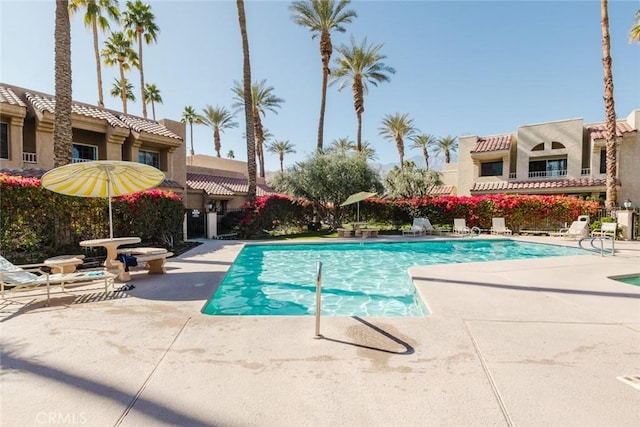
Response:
[[1, 236, 639, 426]]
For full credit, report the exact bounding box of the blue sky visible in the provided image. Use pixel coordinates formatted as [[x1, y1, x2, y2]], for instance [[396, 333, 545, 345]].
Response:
[[1, 0, 638, 173]]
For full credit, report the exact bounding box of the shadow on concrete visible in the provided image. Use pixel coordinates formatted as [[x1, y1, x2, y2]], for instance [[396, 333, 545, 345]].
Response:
[[320, 316, 415, 355], [125, 271, 224, 302]]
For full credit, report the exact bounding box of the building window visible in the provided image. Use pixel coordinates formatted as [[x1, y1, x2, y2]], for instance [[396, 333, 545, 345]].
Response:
[[480, 160, 503, 177], [0, 122, 8, 159], [528, 158, 567, 178], [551, 141, 566, 149], [138, 150, 160, 169], [72, 144, 97, 163], [599, 149, 607, 174], [532, 143, 544, 151]]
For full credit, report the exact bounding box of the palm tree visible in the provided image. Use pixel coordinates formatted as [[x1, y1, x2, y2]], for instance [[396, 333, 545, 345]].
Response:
[[227, 150, 235, 159], [102, 31, 138, 114], [54, 0, 72, 167], [434, 135, 458, 164], [123, 0, 159, 119], [181, 105, 201, 158], [236, 0, 257, 200], [601, 0, 618, 211], [331, 36, 395, 151], [232, 79, 284, 178], [359, 141, 377, 161], [267, 140, 296, 172], [200, 105, 238, 157], [144, 83, 162, 120], [411, 133, 437, 169], [110, 78, 136, 102], [290, 0, 357, 152], [68, 0, 120, 108], [328, 137, 356, 154], [378, 113, 417, 169], [629, 9, 640, 43]]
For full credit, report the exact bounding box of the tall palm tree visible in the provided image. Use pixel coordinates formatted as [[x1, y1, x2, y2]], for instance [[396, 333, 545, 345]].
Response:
[[68, 0, 120, 108], [411, 133, 437, 169], [102, 31, 138, 114], [144, 83, 162, 120], [200, 105, 238, 157], [232, 79, 284, 178], [328, 137, 356, 154], [378, 113, 417, 169], [123, 0, 158, 119], [434, 135, 458, 164], [267, 140, 296, 172], [110, 78, 136, 102], [181, 105, 201, 158], [331, 36, 395, 151], [54, 0, 72, 167], [629, 9, 640, 43], [236, 0, 256, 200], [601, 0, 618, 211], [290, 0, 357, 152]]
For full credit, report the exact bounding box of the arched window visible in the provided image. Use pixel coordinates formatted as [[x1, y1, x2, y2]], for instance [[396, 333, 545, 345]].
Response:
[[551, 141, 565, 149], [532, 142, 544, 151]]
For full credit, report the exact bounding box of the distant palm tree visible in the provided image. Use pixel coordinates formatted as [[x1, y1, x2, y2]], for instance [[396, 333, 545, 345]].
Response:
[[601, 0, 618, 210], [181, 105, 201, 158], [629, 9, 640, 43], [268, 140, 296, 172], [232, 79, 284, 178], [411, 133, 437, 169], [290, 0, 357, 152], [110, 78, 135, 102], [378, 113, 417, 169], [227, 150, 235, 159], [359, 141, 377, 161], [236, 0, 256, 200], [144, 83, 162, 120], [54, 0, 72, 167], [200, 105, 238, 157], [102, 31, 138, 114], [68, 0, 120, 108], [434, 135, 458, 164], [328, 137, 356, 154], [331, 36, 395, 151], [123, 0, 159, 119]]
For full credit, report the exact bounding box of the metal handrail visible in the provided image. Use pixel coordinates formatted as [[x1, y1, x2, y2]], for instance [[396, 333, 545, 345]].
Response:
[[314, 261, 323, 338], [578, 236, 615, 256]]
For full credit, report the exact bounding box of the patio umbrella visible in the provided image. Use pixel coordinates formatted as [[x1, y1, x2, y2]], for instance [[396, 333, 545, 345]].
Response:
[[41, 160, 165, 239], [340, 191, 377, 223]]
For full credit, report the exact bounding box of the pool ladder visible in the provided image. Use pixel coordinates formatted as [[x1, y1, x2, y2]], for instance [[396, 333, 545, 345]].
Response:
[[578, 235, 615, 257], [315, 261, 323, 338]]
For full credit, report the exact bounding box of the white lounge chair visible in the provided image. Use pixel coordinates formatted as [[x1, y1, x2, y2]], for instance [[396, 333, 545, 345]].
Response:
[[0, 255, 116, 306], [422, 218, 442, 235], [490, 217, 512, 235], [453, 218, 471, 236], [403, 218, 426, 236], [591, 222, 617, 239], [549, 220, 589, 239]]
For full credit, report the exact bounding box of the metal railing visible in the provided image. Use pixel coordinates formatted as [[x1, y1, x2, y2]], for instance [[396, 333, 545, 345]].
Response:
[[528, 170, 567, 178], [23, 152, 37, 163], [581, 168, 591, 176], [314, 261, 323, 338]]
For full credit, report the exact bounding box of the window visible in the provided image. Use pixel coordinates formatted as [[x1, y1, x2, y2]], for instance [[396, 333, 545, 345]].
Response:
[[532, 143, 544, 151], [480, 160, 503, 177], [72, 144, 97, 163], [551, 141, 565, 149], [0, 122, 8, 159], [600, 150, 606, 174], [138, 150, 160, 169], [528, 158, 567, 178]]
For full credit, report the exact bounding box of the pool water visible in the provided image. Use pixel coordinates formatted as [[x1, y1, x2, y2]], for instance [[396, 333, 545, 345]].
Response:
[[612, 275, 640, 286], [203, 239, 586, 317]]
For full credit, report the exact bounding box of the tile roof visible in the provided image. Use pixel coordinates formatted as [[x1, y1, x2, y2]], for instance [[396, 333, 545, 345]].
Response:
[[471, 178, 606, 193], [587, 122, 636, 140], [429, 185, 454, 196], [471, 134, 512, 153], [0, 86, 27, 107], [25, 92, 128, 129], [119, 114, 182, 140], [187, 172, 277, 197]]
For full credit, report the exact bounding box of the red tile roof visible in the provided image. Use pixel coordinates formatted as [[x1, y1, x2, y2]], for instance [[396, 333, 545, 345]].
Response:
[[187, 172, 277, 197], [119, 114, 181, 140], [587, 122, 636, 140], [0, 86, 26, 107], [429, 185, 454, 196], [471, 178, 606, 193], [472, 134, 512, 153]]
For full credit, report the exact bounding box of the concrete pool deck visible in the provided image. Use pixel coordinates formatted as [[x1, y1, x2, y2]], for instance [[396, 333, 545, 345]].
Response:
[[1, 235, 639, 426]]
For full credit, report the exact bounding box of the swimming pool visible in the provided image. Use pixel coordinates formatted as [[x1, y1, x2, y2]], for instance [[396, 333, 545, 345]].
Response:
[[203, 239, 586, 317], [610, 274, 640, 286]]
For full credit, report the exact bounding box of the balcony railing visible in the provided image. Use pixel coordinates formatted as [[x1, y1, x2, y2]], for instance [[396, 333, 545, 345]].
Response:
[[23, 152, 37, 163], [72, 158, 95, 163], [508, 172, 516, 180], [581, 168, 590, 176], [528, 170, 567, 179]]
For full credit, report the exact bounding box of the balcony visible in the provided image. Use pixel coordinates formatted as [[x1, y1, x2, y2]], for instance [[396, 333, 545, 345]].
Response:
[[528, 170, 567, 179], [508, 172, 516, 180], [23, 152, 37, 163], [581, 168, 590, 176]]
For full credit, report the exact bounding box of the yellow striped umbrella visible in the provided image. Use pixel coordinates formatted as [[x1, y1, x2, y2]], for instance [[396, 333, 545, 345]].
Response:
[[41, 160, 165, 238]]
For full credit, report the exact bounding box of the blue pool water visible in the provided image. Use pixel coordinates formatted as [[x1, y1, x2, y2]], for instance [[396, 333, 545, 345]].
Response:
[[612, 275, 640, 286], [203, 239, 586, 317]]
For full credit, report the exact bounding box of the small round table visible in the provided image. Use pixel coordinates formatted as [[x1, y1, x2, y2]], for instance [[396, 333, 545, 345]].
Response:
[[44, 255, 86, 274]]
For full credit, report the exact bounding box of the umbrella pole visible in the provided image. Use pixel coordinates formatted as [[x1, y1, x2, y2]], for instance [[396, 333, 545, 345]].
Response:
[[357, 202, 360, 223], [108, 178, 114, 239]]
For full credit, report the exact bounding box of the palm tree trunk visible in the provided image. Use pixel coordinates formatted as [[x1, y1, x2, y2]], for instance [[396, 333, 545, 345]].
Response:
[[396, 137, 404, 170], [445, 150, 451, 164], [118, 64, 127, 114], [317, 31, 332, 152], [54, 0, 72, 167], [92, 20, 104, 107], [254, 113, 265, 178], [353, 77, 364, 151], [236, 0, 256, 200], [214, 127, 221, 157], [189, 122, 195, 156], [601, 0, 617, 211], [423, 148, 430, 169], [151, 101, 156, 120], [279, 154, 284, 173], [138, 32, 147, 119]]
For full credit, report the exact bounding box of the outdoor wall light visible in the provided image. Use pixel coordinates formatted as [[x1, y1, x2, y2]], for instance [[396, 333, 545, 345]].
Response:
[[207, 201, 215, 212], [623, 199, 632, 210]]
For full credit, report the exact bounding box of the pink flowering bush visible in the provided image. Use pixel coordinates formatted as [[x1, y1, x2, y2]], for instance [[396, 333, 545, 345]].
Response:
[[235, 194, 315, 238]]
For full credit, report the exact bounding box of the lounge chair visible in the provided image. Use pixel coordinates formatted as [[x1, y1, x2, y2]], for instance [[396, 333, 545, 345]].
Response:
[[549, 220, 589, 239], [453, 218, 471, 236], [403, 218, 426, 237], [490, 217, 512, 235], [591, 222, 617, 239], [0, 255, 116, 306]]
